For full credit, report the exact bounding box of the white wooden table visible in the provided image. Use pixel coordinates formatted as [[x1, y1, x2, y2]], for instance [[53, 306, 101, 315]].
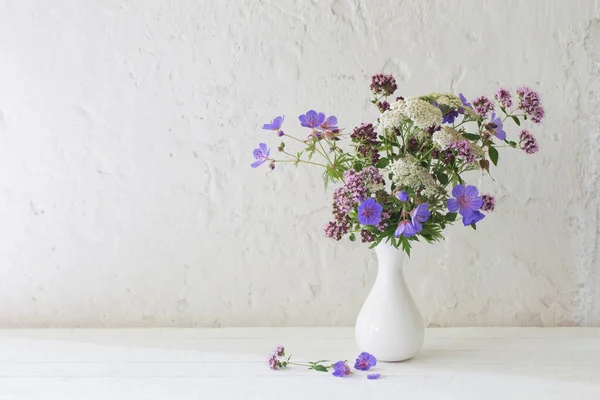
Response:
[[0, 328, 598, 399]]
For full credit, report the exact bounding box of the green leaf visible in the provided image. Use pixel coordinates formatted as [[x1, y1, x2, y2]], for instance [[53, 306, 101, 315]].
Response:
[[500, 106, 507, 114], [445, 212, 457, 222], [436, 171, 449, 185], [349, 233, 356, 242], [463, 133, 480, 141], [376, 158, 389, 168], [314, 365, 328, 372], [401, 238, 411, 257], [470, 224, 477, 230], [488, 146, 499, 166], [511, 116, 520, 126]]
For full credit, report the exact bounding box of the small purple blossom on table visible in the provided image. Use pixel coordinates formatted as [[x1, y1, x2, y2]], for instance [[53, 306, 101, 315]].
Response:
[[268, 354, 281, 370], [489, 112, 506, 140], [357, 198, 383, 226], [299, 110, 326, 128], [331, 361, 352, 377], [354, 352, 377, 371], [447, 185, 485, 226], [275, 345, 285, 357], [367, 373, 381, 380], [250, 143, 270, 168]]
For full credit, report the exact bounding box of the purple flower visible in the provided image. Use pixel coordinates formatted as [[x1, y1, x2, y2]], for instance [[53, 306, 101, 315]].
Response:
[[360, 229, 376, 243], [451, 140, 476, 164], [396, 191, 409, 202], [442, 109, 459, 124], [377, 101, 390, 112], [331, 361, 352, 377], [262, 116, 284, 131], [472, 96, 495, 118], [354, 352, 377, 371], [320, 116, 338, 130], [495, 88, 513, 108], [251, 143, 270, 168], [459, 93, 472, 109], [324, 217, 351, 241], [299, 110, 326, 128], [481, 194, 496, 212], [274, 345, 285, 357], [357, 198, 383, 226], [268, 354, 281, 370], [519, 129, 539, 154], [516, 87, 544, 124], [367, 374, 381, 380], [410, 203, 430, 233], [447, 185, 485, 226], [394, 219, 417, 238], [370, 73, 397, 96], [489, 112, 506, 140]]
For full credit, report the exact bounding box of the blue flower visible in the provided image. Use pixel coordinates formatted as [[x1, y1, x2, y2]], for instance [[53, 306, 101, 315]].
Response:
[[394, 219, 417, 238], [396, 191, 409, 202], [299, 110, 326, 128], [410, 203, 430, 233], [250, 143, 270, 168], [357, 198, 383, 226], [354, 352, 377, 371], [331, 361, 351, 377], [367, 373, 381, 380], [489, 112, 506, 140], [459, 93, 472, 109], [320, 115, 338, 130], [447, 185, 485, 226], [262, 116, 284, 131], [443, 109, 459, 124]]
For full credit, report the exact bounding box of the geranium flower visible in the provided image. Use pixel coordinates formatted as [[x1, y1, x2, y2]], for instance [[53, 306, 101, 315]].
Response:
[[262, 116, 284, 131], [410, 203, 430, 233], [354, 352, 377, 371], [394, 219, 417, 238], [357, 198, 383, 226], [331, 361, 352, 377], [320, 115, 338, 130], [459, 93, 472, 109], [447, 185, 485, 226], [489, 112, 506, 140], [299, 110, 326, 128], [442, 109, 459, 124], [250, 143, 270, 168], [396, 191, 409, 202]]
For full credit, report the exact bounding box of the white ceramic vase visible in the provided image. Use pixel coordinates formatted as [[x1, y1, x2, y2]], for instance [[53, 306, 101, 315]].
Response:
[[355, 241, 424, 362]]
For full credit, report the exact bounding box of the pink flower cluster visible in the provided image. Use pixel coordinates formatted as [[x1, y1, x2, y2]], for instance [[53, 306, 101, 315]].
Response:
[[370, 73, 397, 96], [325, 167, 385, 241], [481, 194, 496, 212], [472, 96, 495, 118], [519, 129, 539, 154], [516, 86, 544, 123], [494, 88, 513, 108], [451, 140, 476, 164]]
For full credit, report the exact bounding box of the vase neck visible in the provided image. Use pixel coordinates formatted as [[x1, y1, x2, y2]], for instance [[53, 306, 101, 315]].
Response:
[[374, 241, 405, 275]]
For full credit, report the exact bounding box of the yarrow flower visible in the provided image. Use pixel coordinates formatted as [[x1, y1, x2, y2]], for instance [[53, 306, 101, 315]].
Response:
[[251, 143, 270, 168], [495, 88, 513, 108], [403, 97, 443, 129], [519, 129, 539, 154], [389, 155, 439, 197], [481, 194, 496, 212], [447, 185, 485, 226], [357, 198, 383, 226], [331, 361, 352, 377], [432, 126, 463, 150], [516, 86, 544, 123], [489, 112, 506, 140], [262, 116, 285, 136], [370, 73, 397, 96], [472, 96, 495, 118], [375, 99, 408, 135]]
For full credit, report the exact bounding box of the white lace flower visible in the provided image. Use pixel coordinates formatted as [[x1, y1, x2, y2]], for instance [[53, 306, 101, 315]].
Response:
[[432, 127, 463, 150], [375, 99, 407, 136], [403, 97, 443, 129], [389, 155, 440, 197]]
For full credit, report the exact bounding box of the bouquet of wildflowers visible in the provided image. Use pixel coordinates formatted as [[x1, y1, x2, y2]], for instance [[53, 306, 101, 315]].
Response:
[[252, 74, 543, 255]]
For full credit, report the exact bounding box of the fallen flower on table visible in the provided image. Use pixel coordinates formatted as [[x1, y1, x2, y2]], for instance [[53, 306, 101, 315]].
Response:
[[367, 373, 381, 380]]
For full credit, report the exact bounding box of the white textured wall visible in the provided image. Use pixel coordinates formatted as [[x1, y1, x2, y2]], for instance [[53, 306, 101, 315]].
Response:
[[0, 0, 598, 327]]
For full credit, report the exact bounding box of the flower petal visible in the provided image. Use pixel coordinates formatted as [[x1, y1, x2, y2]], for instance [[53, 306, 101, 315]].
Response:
[[452, 185, 466, 198], [469, 196, 483, 210], [250, 159, 265, 168], [462, 210, 485, 226], [464, 185, 479, 199], [394, 223, 405, 238], [259, 142, 268, 154], [316, 112, 326, 125], [447, 198, 459, 213], [367, 374, 381, 380]]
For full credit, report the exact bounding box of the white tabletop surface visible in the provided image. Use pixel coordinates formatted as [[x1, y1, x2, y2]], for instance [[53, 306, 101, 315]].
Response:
[[0, 327, 598, 399]]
